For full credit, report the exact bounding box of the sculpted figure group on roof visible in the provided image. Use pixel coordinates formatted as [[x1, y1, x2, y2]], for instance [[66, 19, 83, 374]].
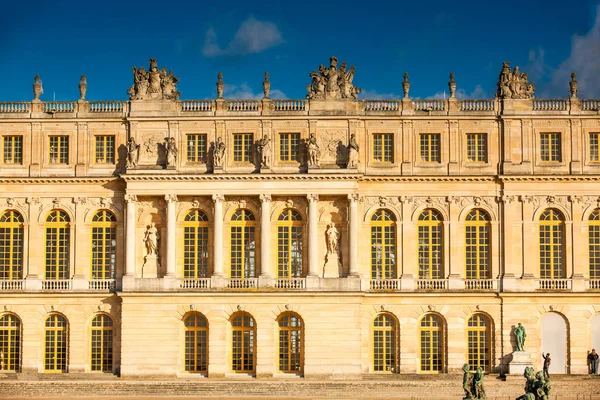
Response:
[[306, 56, 362, 100], [127, 58, 180, 101]]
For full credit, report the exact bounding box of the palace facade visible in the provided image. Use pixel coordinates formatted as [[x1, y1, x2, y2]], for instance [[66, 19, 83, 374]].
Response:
[[0, 59, 599, 378]]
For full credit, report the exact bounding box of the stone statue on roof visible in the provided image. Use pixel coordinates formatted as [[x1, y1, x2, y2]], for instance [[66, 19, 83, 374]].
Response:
[[127, 59, 180, 100], [306, 56, 361, 100], [496, 62, 535, 99]]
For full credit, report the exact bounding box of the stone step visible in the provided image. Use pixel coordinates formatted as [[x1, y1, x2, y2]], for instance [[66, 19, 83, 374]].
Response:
[[0, 377, 599, 398]]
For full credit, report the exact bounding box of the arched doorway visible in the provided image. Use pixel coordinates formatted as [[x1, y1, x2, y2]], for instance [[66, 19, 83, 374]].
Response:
[[541, 313, 567, 374]]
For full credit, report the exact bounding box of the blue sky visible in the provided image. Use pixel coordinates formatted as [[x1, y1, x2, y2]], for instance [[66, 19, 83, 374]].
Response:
[[1, 0, 599, 101]]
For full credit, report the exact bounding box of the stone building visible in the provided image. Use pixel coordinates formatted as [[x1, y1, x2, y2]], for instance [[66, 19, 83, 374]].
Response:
[[0, 58, 599, 378]]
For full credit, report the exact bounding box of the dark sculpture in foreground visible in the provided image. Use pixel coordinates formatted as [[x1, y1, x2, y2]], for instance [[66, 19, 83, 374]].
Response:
[[516, 367, 551, 400], [462, 363, 486, 400]]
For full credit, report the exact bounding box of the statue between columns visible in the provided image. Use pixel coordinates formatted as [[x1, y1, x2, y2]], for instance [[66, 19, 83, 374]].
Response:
[[144, 222, 159, 257]]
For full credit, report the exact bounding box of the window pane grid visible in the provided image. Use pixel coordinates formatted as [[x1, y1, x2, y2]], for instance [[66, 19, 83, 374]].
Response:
[[90, 315, 113, 372], [279, 133, 300, 162], [539, 209, 565, 279], [278, 313, 303, 373], [590, 133, 599, 162], [184, 210, 210, 278], [45, 211, 70, 280], [420, 134, 440, 163], [373, 134, 393, 163], [467, 315, 490, 372], [94, 136, 115, 164], [230, 210, 256, 279], [3, 136, 23, 164], [232, 314, 255, 373], [420, 315, 443, 372], [590, 210, 600, 278], [465, 210, 490, 279], [44, 315, 68, 372], [0, 315, 21, 372], [233, 134, 253, 162], [49, 136, 69, 164], [373, 315, 396, 372], [184, 313, 208, 373], [186, 134, 207, 163], [418, 210, 443, 279], [277, 209, 304, 278], [540, 133, 561, 162], [467, 133, 487, 163], [91, 211, 116, 280], [0, 211, 24, 280]]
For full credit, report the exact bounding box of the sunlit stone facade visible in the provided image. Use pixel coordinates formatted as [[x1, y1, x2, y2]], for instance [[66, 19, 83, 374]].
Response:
[[0, 61, 600, 378]]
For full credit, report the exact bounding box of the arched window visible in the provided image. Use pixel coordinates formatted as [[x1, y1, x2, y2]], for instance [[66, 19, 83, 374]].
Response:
[[44, 314, 68, 372], [277, 209, 304, 278], [589, 209, 600, 279], [465, 209, 491, 279], [231, 312, 256, 373], [230, 209, 256, 279], [278, 312, 303, 373], [183, 210, 210, 278], [91, 210, 116, 280], [539, 209, 565, 279], [184, 313, 208, 373], [0, 314, 21, 372], [373, 314, 397, 372], [467, 314, 491, 372], [371, 209, 397, 279], [0, 211, 24, 280], [90, 314, 113, 372], [419, 314, 444, 373], [45, 210, 70, 280], [418, 209, 443, 279]]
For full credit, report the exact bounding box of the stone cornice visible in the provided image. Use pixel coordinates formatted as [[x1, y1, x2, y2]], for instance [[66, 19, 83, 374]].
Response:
[[121, 174, 362, 182], [0, 177, 118, 184], [499, 175, 600, 182]]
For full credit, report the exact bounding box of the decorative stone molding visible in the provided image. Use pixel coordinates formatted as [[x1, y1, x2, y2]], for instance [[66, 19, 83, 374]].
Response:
[[212, 194, 224, 203], [259, 194, 272, 203], [347, 194, 361, 202], [306, 194, 319, 203], [317, 197, 347, 222], [164, 194, 178, 203], [26, 197, 40, 206], [412, 196, 448, 213]]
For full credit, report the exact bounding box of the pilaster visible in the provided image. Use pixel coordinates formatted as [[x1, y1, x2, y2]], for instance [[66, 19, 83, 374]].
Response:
[[259, 194, 273, 286], [212, 194, 224, 281], [165, 194, 177, 277], [307, 194, 319, 277]]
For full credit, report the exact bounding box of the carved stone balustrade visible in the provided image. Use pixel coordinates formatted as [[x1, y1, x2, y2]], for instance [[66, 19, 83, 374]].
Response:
[[414, 99, 446, 112], [179, 278, 211, 290], [179, 100, 213, 112], [88, 279, 116, 291], [465, 278, 498, 291], [415, 278, 447, 290], [272, 100, 306, 112], [537, 278, 572, 290], [369, 278, 401, 291], [582, 99, 600, 112], [41, 279, 73, 290], [532, 99, 568, 112], [89, 101, 126, 113], [363, 100, 400, 112], [226, 100, 260, 112], [226, 278, 258, 289], [44, 102, 76, 113], [274, 278, 306, 289], [586, 279, 600, 290], [0, 280, 24, 290], [459, 99, 496, 112], [0, 102, 29, 113]]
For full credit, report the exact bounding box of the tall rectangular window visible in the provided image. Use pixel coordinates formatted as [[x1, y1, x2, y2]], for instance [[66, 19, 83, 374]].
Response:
[[279, 133, 300, 162], [466, 133, 487, 163], [420, 133, 440, 163], [186, 134, 207, 163], [233, 133, 253, 163], [94, 136, 115, 164], [590, 133, 599, 162], [372, 133, 393, 163], [49, 136, 69, 164], [540, 133, 561, 162], [2, 136, 23, 165]]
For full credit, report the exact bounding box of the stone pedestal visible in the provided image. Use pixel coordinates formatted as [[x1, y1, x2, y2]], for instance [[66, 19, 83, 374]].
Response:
[[323, 253, 341, 278], [509, 351, 534, 374], [213, 166, 225, 174], [142, 254, 159, 278]]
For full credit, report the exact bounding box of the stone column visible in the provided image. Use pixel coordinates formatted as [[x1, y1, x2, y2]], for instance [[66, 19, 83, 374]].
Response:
[[259, 194, 272, 279], [125, 194, 137, 277], [307, 194, 319, 277], [165, 194, 177, 277], [212, 194, 224, 277], [348, 194, 359, 276]]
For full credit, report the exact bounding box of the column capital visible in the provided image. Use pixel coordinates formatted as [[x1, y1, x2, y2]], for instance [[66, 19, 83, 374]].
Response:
[[347, 193, 360, 202], [165, 194, 178, 203], [259, 194, 272, 203], [124, 194, 138, 203], [307, 194, 319, 203], [212, 193, 225, 203], [26, 197, 40, 205]]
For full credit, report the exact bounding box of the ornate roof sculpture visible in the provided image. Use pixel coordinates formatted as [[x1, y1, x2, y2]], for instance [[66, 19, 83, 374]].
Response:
[[306, 56, 361, 100], [127, 58, 180, 101], [496, 62, 535, 99]]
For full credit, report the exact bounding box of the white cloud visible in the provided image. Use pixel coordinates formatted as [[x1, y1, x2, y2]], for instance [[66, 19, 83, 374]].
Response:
[[547, 4, 600, 98], [359, 89, 401, 100], [426, 85, 490, 100], [203, 17, 284, 57], [223, 83, 286, 100]]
